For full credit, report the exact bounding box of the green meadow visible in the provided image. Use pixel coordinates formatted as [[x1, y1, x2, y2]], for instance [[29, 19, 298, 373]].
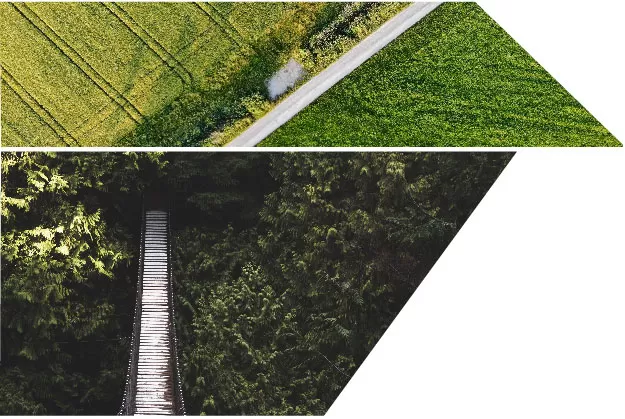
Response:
[[264, 3, 620, 147]]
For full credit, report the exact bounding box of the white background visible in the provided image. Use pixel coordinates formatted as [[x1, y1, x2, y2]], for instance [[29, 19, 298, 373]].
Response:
[[479, 0, 625, 143], [329, 1, 625, 418], [329, 149, 625, 418], [1, 1, 624, 418]]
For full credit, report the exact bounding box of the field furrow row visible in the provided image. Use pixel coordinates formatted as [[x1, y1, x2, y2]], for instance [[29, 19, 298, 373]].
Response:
[[1, 69, 77, 146], [206, 3, 250, 46], [113, 2, 240, 93], [13, 3, 144, 123], [27, 2, 181, 119], [104, 2, 193, 85]]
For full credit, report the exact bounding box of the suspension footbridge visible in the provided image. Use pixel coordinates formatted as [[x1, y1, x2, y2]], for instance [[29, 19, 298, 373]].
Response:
[[119, 207, 185, 415]]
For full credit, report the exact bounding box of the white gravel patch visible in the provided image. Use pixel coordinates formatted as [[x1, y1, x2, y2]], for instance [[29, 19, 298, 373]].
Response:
[[266, 58, 306, 100]]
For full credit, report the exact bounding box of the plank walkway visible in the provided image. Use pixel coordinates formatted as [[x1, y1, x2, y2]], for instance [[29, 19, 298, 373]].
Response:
[[135, 210, 174, 415]]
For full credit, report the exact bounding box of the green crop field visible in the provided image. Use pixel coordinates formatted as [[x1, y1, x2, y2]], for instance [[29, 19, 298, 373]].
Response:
[[264, 3, 620, 147], [0, 2, 405, 146]]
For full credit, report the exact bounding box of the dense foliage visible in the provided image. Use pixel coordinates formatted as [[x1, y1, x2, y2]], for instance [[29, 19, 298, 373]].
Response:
[[0, 152, 165, 413], [170, 152, 513, 414], [265, 3, 619, 147], [1, 152, 512, 414]]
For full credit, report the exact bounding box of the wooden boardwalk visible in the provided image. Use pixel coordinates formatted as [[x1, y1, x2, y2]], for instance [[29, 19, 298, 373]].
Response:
[[119, 207, 185, 416], [135, 210, 174, 415]]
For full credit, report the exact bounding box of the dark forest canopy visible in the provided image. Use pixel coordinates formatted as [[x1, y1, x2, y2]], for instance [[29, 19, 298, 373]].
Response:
[[1, 152, 512, 414]]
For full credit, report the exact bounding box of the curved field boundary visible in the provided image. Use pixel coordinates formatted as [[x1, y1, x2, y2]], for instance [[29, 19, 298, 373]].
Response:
[[204, 3, 248, 46], [71, 32, 211, 138], [194, 2, 246, 48], [102, 3, 193, 85], [30, 3, 240, 141], [12, 3, 144, 123], [69, 98, 120, 139], [73, 14, 247, 139], [227, 2, 441, 147], [1, 68, 78, 146]]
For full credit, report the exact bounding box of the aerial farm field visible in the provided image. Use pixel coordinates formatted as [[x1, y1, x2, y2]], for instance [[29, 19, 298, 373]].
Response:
[[263, 2, 620, 147], [0, 2, 405, 146]]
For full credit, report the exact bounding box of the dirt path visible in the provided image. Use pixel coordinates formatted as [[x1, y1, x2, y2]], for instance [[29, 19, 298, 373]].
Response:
[[227, 2, 441, 147]]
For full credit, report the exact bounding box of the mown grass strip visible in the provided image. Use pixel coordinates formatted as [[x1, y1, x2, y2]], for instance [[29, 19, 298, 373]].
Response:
[[1, 69, 78, 146], [103, 3, 193, 85], [12, 3, 143, 123], [194, 2, 246, 48]]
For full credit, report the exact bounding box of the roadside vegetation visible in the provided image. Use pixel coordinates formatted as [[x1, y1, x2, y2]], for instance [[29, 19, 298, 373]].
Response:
[[264, 3, 620, 147], [1, 152, 512, 414], [0, 2, 405, 146]]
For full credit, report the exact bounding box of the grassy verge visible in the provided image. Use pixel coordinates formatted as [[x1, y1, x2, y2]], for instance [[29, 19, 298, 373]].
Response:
[[262, 2, 620, 147], [119, 2, 407, 146]]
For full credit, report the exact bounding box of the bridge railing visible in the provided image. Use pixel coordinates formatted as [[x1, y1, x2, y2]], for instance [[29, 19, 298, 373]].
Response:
[[119, 199, 145, 415], [168, 207, 187, 415]]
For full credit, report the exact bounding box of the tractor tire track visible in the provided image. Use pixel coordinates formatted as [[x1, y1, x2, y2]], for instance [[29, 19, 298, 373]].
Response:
[[12, 3, 144, 123], [205, 3, 249, 45], [1, 68, 78, 146], [66, 19, 224, 139], [102, 3, 193, 85], [194, 2, 246, 48], [72, 11, 250, 137], [1, 121, 34, 147]]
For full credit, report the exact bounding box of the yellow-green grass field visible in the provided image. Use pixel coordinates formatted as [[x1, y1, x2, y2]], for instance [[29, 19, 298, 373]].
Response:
[[1, 2, 366, 146]]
